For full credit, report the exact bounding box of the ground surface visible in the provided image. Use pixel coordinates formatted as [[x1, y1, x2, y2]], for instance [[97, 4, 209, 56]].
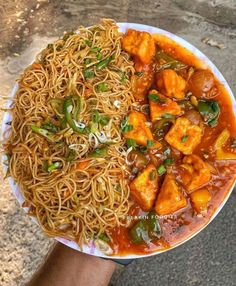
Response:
[[0, 0, 235, 285]]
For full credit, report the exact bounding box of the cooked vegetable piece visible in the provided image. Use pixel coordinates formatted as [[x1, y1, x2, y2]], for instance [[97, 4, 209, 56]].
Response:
[[197, 100, 220, 127], [128, 150, 148, 170], [180, 155, 211, 193], [214, 129, 236, 160], [156, 50, 187, 71], [129, 164, 159, 211], [65, 149, 76, 162], [188, 70, 215, 98], [126, 138, 137, 149], [148, 89, 182, 122], [42, 121, 58, 133], [157, 164, 166, 175], [75, 160, 90, 170], [88, 146, 108, 158], [123, 111, 161, 148], [121, 29, 156, 64], [63, 98, 87, 134], [84, 69, 95, 78], [131, 61, 154, 101], [190, 188, 211, 213], [31, 125, 54, 142], [155, 173, 187, 215], [156, 69, 187, 100], [47, 162, 61, 173], [92, 110, 110, 126], [129, 211, 161, 244], [184, 109, 202, 125], [163, 158, 174, 166], [154, 117, 175, 139], [97, 82, 108, 92], [98, 233, 110, 243], [49, 98, 64, 117], [96, 57, 112, 70], [165, 117, 203, 155]]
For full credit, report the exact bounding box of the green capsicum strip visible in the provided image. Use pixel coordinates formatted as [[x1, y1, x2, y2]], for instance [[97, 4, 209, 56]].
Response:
[[47, 162, 61, 173], [96, 57, 112, 70], [129, 211, 162, 244], [63, 98, 86, 134], [71, 96, 84, 121], [88, 146, 108, 158], [31, 125, 54, 142], [156, 50, 186, 71], [197, 100, 220, 127]]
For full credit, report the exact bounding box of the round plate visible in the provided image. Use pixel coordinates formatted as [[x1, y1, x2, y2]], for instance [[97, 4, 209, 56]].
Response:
[[2, 23, 236, 259]]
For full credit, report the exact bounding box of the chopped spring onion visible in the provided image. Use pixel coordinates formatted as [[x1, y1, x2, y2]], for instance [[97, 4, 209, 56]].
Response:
[[88, 146, 108, 158], [135, 71, 144, 77], [157, 165, 166, 175], [84, 69, 95, 78], [163, 158, 174, 166], [181, 135, 189, 143], [96, 57, 112, 70], [84, 39, 92, 46], [91, 46, 101, 52], [162, 113, 174, 119], [126, 138, 137, 149], [47, 162, 61, 173], [149, 170, 157, 180], [96, 53, 103, 60], [147, 140, 154, 148], [97, 82, 108, 92]]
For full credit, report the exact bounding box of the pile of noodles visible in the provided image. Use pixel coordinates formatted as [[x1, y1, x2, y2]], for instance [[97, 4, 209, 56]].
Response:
[[4, 19, 136, 248]]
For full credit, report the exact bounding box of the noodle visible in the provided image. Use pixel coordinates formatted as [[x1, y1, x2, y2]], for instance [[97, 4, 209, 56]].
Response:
[[4, 19, 135, 248]]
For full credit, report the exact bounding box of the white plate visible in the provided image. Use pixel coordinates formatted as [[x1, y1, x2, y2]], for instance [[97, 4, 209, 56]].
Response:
[[2, 23, 236, 259]]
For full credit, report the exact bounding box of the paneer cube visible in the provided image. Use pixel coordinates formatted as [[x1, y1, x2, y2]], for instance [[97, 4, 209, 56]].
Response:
[[155, 173, 187, 216], [148, 89, 182, 122], [156, 69, 187, 99], [190, 188, 212, 213], [122, 29, 156, 64], [165, 117, 202, 155], [130, 164, 159, 211], [124, 111, 161, 148], [180, 155, 211, 193]]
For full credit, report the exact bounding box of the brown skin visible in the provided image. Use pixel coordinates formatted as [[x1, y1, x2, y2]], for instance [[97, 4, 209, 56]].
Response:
[[27, 243, 116, 286]]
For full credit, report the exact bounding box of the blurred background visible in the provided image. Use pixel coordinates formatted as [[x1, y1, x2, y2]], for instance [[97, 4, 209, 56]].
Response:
[[0, 0, 235, 285]]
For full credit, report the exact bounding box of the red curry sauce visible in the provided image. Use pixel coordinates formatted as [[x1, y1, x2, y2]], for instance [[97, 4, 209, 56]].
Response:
[[110, 31, 236, 256]]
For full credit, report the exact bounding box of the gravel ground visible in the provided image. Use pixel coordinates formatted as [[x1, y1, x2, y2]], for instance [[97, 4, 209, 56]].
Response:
[[0, 0, 235, 285]]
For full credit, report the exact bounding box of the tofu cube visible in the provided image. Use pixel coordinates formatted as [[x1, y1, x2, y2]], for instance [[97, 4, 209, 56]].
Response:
[[122, 29, 156, 64], [156, 69, 186, 99], [148, 89, 182, 122], [165, 117, 202, 155], [124, 111, 161, 148], [130, 164, 158, 211], [155, 173, 187, 216]]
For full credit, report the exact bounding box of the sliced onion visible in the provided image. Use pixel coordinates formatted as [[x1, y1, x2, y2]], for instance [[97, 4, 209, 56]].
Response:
[[114, 100, 121, 108], [95, 131, 108, 143], [94, 239, 113, 256], [74, 120, 86, 129], [89, 133, 99, 148], [69, 144, 86, 151]]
